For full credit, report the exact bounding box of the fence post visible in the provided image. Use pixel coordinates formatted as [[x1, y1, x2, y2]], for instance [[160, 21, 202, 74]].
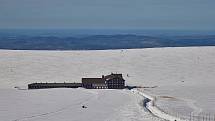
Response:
[[197, 114, 200, 121], [191, 112, 193, 121], [214, 114, 215, 121], [203, 114, 204, 121], [208, 113, 211, 121], [193, 113, 195, 121]]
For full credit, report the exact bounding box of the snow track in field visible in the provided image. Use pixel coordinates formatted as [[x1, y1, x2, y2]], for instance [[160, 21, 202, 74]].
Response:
[[108, 90, 164, 121], [13, 94, 94, 121], [133, 89, 188, 121]]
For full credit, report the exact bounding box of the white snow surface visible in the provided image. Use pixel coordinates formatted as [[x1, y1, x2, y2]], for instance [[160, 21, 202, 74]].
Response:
[[1, 88, 161, 121], [1, 47, 215, 121]]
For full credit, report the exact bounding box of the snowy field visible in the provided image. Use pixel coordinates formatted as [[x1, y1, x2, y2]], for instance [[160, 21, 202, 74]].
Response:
[[0, 88, 161, 121], [0, 47, 215, 120]]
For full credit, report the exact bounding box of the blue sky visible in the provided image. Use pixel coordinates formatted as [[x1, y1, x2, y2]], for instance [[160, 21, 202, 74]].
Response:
[[0, 0, 215, 30]]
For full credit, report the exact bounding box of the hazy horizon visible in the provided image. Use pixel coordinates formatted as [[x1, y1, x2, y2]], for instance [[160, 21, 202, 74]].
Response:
[[1, 29, 215, 37], [1, 0, 215, 30]]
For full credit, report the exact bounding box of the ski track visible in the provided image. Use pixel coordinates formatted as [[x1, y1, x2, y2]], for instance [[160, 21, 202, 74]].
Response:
[[133, 89, 189, 121], [12, 92, 95, 121], [108, 90, 164, 121]]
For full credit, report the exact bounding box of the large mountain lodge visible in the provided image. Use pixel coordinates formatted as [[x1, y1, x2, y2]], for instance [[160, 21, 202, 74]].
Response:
[[82, 73, 125, 89], [28, 73, 125, 89]]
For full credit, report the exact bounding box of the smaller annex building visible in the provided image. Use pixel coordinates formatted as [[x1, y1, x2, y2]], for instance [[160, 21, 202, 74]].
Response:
[[28, 83, 82, 89], [82, 73, 125, 89]]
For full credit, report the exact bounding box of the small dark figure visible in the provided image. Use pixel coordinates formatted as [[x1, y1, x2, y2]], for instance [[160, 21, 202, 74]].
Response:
[[82, 105, 87, 108]]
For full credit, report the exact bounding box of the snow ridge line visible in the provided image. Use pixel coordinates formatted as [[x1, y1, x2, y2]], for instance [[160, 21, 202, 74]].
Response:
[[131, 89, 188, 121]]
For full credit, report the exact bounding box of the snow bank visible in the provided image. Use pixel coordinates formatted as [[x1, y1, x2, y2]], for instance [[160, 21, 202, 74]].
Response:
[[133, 89, 188, 121]]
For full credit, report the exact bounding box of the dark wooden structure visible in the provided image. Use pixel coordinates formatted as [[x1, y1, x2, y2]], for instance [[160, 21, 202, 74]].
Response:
[[82, 73, 125, 89], [28, 73, 125, 89], [82, 78, 107, 89], [28, 82, 82, 89]]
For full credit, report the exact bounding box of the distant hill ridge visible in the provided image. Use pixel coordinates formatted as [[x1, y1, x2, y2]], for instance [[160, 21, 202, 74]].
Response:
[[0, 34, 215, 50]]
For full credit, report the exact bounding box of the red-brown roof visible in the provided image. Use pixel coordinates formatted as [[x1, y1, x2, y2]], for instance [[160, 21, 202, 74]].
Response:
[[82, 78, 105, 84], [104, 73, 123, 80], [82, 73, 125, 84]]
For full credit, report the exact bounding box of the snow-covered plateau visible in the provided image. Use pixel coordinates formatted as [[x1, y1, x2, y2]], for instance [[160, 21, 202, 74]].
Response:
[[0, 47, 215, 121]]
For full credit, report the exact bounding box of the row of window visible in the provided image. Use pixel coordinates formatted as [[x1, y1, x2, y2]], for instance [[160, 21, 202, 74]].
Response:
[[93, 86, 108, 89], [107, 84, 123, 86], [107, 81, 124, 83]]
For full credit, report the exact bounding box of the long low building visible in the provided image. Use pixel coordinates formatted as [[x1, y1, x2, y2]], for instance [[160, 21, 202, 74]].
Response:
[[28, 73, 125, 89], [28, 82, 82, 89]]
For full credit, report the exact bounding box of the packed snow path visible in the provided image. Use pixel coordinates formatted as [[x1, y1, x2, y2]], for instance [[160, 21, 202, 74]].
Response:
[[132, 89, 188, 121]]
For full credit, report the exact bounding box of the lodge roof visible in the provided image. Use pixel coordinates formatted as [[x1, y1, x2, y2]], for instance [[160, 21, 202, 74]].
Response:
[[104, 73, 123, 80], [82, 78, 105, 84], [82, 73, 125, 84]]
